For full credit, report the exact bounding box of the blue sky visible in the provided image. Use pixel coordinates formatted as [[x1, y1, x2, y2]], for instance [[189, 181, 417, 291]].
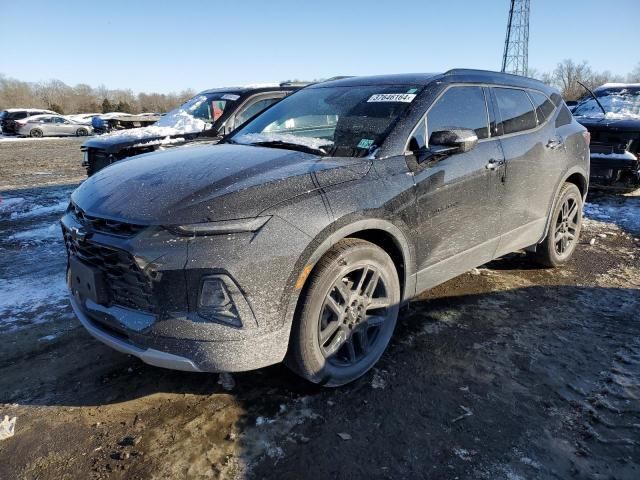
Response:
[[1, 0, 638, 93]]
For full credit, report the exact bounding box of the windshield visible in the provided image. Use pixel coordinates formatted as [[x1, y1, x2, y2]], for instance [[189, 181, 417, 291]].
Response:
[[573, 86, 640, 120], [154, 93, 233, 132], [230, 85, 422, 156]]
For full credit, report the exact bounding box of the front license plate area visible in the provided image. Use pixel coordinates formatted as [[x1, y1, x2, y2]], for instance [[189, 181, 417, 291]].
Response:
[[68, 256, 109, 305]]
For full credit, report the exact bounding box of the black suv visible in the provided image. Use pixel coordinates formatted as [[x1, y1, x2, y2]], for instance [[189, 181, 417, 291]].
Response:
[[0, 108, 57, 135], [62, 70, 589, 386], [81, 83, 304, 175], [572, 83, 640, 189]]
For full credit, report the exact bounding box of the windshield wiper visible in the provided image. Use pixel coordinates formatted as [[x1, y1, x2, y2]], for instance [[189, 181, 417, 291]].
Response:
[[577, 80, 607, 116], [250, 140, 328, 156]]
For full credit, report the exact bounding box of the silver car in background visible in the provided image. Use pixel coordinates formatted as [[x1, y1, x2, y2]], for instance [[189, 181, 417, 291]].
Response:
[[15, 114, 93, 137]]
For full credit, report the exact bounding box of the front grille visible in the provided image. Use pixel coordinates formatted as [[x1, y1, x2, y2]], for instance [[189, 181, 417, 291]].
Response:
[[70, 203, 145, 237], [63, 226, 155, 312]]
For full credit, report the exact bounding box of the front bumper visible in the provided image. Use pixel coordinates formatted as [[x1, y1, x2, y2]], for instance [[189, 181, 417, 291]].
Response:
[[70, 295, 202, 372], [61, 209, 309, 372], [69, 294, 291, 372]]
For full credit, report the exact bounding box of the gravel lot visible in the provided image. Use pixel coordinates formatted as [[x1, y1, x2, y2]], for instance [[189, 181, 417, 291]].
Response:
[[0, 138, 638, 479]]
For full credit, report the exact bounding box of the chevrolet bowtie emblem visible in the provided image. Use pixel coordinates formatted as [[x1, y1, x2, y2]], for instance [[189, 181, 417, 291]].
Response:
[[70, 226, 88, 241]]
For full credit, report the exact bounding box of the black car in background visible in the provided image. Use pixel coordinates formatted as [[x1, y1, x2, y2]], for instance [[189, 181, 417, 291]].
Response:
[[81, 83, 304, 175], [0, 108, 57, 134], [63, 70, 589, 386], [572, 83, 640, 189]]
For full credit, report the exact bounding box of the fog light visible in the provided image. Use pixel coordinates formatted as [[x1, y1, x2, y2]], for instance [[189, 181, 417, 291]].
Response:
[[198, 278, 241, 326]]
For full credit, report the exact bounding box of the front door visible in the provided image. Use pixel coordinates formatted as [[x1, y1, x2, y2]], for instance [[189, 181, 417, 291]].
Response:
[[410, 85, 505, 292]]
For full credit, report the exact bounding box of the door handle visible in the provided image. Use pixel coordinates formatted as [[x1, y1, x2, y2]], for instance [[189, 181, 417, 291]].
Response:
[[546, 138, 563, 149], [486, 158, 505, 170]]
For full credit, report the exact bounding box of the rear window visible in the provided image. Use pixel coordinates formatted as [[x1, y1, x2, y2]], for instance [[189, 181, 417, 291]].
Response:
[[528, 91, 555, 124], [494, 88, 537, 135], [427, 86, 489, 140]]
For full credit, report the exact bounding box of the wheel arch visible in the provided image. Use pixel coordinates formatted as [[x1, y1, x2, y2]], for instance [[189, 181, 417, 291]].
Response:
[[539, 167, 588, 244], [280, 218, 416, 344]]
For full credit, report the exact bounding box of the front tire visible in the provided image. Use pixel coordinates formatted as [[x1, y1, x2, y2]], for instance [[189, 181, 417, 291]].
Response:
[[287, 238, 400, 387], [533, 182, 583, 267], [76, 128, 88, 136]]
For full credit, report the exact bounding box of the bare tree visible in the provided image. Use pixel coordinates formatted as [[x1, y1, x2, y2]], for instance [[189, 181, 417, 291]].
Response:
[[628, 63, 640, 83]]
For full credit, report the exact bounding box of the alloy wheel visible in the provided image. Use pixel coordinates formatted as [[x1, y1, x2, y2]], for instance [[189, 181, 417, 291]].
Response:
[[318, 265, 392, 367], [554, 195, 579, 256]]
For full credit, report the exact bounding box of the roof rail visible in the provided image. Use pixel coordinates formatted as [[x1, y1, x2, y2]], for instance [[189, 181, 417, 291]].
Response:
[[323, 76, 354, 81], [443, 68, 538, 80], [279, 81, 312, 87]]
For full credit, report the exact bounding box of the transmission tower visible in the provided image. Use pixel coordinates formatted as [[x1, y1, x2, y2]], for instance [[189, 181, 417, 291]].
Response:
[[501, 0, 530, 76]]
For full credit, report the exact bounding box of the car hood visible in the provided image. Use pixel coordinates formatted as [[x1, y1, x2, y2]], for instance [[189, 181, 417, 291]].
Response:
[[71, 144, 372, 225], [576, 116, 640, 132]]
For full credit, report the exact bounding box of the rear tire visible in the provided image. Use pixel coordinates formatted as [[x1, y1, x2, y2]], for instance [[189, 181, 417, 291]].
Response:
[[30, 128, 43, 138], [532, 183, 583, 268], [287, 238, 400, 387]]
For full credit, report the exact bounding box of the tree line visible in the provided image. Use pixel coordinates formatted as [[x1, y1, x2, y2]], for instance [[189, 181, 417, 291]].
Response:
[[0, 74, 196, 114], [1, 61, 639, 114], [533, 60, 640, 101]]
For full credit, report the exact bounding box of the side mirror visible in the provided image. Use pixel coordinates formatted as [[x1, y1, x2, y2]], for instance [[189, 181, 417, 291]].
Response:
[[429, 128, 478, 154]]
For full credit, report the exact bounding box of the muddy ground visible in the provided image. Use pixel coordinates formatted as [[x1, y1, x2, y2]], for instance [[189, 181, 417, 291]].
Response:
[[0, 138, 638, 479]]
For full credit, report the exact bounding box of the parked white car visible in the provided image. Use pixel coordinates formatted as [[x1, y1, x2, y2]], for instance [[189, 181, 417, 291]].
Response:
[[15, 114, 93, 137]]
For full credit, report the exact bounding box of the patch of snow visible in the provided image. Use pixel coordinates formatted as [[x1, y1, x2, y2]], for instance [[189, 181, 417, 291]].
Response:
[[9, 199, 68, 220], [0, 135, 67, 142], [0, 274, 68, 330], [591, 151, 637, 161], [584, 198, 640, 234], [574, 88, 640, 120], [0, 197, 25, 214], [38, 334, 57, 342], [7, 222, 60, 242], [234, 132, 333, 151]]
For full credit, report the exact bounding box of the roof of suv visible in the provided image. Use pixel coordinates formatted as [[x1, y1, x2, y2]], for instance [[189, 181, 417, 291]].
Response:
[[199, 82, 308, 96], [310, 69, 554, 93]]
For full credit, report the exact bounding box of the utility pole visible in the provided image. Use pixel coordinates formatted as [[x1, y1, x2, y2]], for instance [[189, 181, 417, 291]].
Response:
[[501, 0, 530, 76]]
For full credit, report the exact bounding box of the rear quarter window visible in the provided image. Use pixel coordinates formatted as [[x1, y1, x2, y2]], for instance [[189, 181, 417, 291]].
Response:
[[494, 88, 537, 135], [528, 91, 555, 124], [555, 104, 573, 127]]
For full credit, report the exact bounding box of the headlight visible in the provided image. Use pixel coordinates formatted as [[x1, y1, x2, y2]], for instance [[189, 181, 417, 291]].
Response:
[[169, 216, 271, 236]]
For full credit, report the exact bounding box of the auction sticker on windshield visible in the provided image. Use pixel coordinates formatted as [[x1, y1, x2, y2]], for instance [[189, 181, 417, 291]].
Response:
[[367, 93, 416, 103]]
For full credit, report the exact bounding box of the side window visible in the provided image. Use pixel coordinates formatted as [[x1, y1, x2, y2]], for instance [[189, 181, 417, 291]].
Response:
[[53, 117, 65, 123], [555, 104, 573, 127], [528, 91, 555, 124], [494, 88, 537, 135], [235, 98, 280, 127], [427, 86, 489, 141]]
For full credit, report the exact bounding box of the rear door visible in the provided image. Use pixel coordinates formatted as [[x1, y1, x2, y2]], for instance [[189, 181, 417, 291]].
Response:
[[490, 87, 563, 254], [411, 85, 505, 290]]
